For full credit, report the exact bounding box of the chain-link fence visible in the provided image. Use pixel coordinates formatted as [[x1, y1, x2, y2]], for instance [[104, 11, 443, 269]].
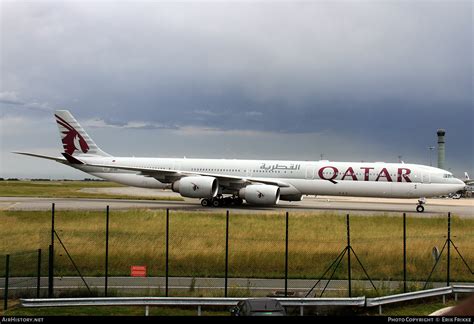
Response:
[[1, 205, 473, 310], [0, 249, 49, 311]]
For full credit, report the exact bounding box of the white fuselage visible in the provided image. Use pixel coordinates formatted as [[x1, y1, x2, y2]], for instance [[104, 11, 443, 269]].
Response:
[[70, 157, 465, 199]]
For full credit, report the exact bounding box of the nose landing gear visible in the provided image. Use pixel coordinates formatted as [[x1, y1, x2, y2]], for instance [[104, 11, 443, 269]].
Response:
[[416, 197, 426, 213]]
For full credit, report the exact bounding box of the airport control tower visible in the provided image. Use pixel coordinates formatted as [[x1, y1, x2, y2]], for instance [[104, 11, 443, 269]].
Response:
[[437, 129, 446, 170]]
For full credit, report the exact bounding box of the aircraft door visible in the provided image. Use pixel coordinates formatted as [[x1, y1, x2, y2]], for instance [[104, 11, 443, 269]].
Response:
[[305, 165, 315, 180], [421, 173, 431, 184]]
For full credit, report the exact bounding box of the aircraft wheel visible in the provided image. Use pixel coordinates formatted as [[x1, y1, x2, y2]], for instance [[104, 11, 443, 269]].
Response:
[[416, 205, 425, 213], [212, 199, 221, 208], [201, 199, 210, 207]]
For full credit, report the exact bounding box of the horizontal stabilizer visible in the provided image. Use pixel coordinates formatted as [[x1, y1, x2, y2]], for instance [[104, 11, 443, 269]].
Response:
[[12, 152, 66, 162]]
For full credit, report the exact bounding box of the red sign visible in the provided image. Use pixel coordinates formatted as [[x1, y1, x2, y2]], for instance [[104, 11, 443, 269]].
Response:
[[131, 266, 147, 277]]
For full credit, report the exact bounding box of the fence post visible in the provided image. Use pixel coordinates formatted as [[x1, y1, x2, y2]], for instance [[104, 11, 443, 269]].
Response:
[[51, 203, 55, 251], [3, 254, 9, 311], [165, 208, 169, 297], [285, 211, 289, 297], [403, 213, 407, 293], [49, 203, 55, 297], [37, 249, 42, 298], [346, 214, 352, 297], [48, 244, 53, 297], [447, 212, 451, 286], [225, 210, 229, 297], [105, 205, 110, 297]]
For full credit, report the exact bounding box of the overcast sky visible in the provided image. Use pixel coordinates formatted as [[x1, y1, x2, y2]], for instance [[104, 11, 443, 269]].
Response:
[[1, 0, 472, 179]]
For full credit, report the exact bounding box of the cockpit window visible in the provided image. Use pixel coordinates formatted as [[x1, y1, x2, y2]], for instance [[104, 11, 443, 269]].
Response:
[[443, 174, 453, 178]]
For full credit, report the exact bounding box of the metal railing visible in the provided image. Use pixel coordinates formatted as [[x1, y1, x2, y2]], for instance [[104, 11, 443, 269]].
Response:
[[20, 296, 366, 316], [453, 285, 474, 305], [21, 285, 474, 316], [366, 285, 474, 315], [20, 285, 473, 316], [366, 287, 451, 315]]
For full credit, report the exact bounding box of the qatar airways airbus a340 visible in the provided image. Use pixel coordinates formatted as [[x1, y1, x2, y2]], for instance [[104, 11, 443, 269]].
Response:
[[15, 110, 466, 212]]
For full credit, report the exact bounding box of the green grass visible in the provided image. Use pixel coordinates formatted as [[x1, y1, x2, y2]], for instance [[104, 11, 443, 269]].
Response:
[[1, 209, 473, 283], [0, 180, 183, 201], [1, 299, 229, 316]]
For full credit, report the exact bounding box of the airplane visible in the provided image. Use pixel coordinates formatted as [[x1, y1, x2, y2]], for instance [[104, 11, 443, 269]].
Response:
[[462, 172, 474, 197], [14, 110, 466, 212], [464, 172, 474, 186]]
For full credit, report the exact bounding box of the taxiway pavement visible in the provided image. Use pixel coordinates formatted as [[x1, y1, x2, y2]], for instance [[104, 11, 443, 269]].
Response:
[[0, 187, 472, 217]]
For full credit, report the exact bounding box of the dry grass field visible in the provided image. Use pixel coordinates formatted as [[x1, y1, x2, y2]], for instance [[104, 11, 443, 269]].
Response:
[[1, 208, 473, 282]]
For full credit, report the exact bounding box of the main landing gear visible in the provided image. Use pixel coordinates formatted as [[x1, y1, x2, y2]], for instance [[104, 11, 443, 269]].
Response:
[[416, 197, 426, 213], [201, 195, 244, 208]]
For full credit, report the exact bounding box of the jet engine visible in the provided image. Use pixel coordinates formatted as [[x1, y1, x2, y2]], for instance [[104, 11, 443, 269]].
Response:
[[239, 184, 280, 205], [172, 176, 219, 199]]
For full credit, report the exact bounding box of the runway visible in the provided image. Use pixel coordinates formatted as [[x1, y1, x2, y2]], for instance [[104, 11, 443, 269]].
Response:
[[0, 187, 472, 217]]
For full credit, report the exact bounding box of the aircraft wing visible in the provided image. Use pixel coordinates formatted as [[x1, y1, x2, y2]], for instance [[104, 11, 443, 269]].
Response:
[[80, 160, 291, 188]]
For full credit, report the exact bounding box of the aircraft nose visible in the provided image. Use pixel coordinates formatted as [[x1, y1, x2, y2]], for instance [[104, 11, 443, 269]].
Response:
[[455, 178, 466, 188]]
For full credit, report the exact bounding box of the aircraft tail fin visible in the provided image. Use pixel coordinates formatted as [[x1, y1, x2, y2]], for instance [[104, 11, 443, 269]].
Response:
[[465, 172, 470, 180], [54, 110, 110, 157]]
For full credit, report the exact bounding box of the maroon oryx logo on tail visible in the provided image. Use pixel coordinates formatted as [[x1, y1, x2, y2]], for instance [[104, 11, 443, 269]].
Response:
[[55, 114, 89, 155]]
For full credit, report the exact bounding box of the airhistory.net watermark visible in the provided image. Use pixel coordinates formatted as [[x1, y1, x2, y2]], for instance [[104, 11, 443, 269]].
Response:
[[1, 318, 44, 323]]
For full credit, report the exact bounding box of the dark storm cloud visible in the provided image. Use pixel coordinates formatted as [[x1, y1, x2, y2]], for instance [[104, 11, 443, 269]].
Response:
[[1, 0, 472, 176]]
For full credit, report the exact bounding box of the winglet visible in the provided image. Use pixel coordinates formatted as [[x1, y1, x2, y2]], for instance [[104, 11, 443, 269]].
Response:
[[61, 153, 84, 164]]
